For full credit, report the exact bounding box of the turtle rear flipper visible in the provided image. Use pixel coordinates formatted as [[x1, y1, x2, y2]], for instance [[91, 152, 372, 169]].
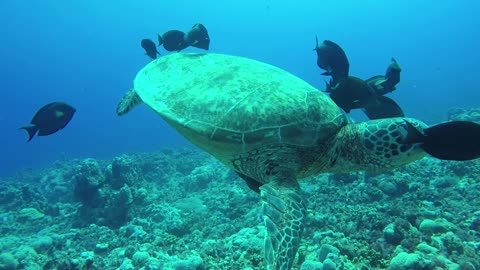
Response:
[[116, 89, 142, 116], [362, 96, 404, 120], [260, 179, 306, 270]]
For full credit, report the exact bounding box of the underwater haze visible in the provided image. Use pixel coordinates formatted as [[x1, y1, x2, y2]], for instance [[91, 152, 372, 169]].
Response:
[[1, 0, 479, 176]]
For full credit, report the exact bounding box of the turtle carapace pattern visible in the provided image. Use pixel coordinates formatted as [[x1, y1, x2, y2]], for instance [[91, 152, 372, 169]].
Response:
[[116, 53, 475, 270]]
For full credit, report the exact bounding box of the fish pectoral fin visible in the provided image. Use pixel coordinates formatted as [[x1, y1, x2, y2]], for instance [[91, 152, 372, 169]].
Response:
[[321, 71, 332, 76], [375, 79, 387, 87]]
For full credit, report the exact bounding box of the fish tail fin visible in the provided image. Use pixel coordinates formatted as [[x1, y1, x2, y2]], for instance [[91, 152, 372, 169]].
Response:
[[391, 57, 398, 64], [314, 35, 319, 50], [20, 125, 38, 142]]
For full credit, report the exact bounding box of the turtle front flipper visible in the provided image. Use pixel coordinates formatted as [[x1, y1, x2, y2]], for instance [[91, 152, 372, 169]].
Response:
[[260, 179, 306, 270], [116, 89, 143, 116]]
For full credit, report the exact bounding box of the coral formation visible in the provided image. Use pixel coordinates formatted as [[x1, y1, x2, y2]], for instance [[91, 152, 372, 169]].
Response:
[[0, 147, 478, 269]]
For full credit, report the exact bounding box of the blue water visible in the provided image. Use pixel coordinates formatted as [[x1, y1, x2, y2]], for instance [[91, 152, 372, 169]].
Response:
[[0, 0, 478, 177]]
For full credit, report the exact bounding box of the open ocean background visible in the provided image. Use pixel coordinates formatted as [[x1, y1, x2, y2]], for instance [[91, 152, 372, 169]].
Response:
[[1, 0, 478, 177]]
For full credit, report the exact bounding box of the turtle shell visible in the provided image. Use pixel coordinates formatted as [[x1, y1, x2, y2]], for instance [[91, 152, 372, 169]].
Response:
[[134, 53, 346, 157]]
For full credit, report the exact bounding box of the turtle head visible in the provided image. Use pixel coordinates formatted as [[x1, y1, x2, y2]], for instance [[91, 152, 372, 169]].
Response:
[[339, 117, 428, 172]]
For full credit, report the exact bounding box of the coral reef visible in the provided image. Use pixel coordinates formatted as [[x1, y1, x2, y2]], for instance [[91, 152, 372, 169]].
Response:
[[0, 147, 479, 269], [447, 107, 480, 122]]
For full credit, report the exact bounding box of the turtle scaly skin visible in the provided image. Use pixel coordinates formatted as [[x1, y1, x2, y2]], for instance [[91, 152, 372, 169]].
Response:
[[329, 118, 427, 173], [117, 53, 429, 270], [116, 88, 142, 116]]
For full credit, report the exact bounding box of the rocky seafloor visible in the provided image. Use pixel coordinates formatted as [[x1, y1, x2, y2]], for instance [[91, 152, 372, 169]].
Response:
[[0, 109, 479, 270]]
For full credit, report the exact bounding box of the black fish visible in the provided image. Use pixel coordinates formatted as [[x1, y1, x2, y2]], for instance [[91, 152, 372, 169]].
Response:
[[365, 75, 387, 93], [326, 76, 375, 113], [384, 58, 401, 90], [367, 58, 402, 95], [314, 38, 349, 86], [158, 24, 210, 52], [405, 120, 480, 161], [185, 23, 210, 50], [362, 96, 404, 120], [158, 30, 188, 52], [141, 39, 160, 59], [20, 102, 76, 142]]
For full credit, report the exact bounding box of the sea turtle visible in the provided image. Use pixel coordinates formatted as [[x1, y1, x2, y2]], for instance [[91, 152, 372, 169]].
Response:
[[116, 52, 480, 270]]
